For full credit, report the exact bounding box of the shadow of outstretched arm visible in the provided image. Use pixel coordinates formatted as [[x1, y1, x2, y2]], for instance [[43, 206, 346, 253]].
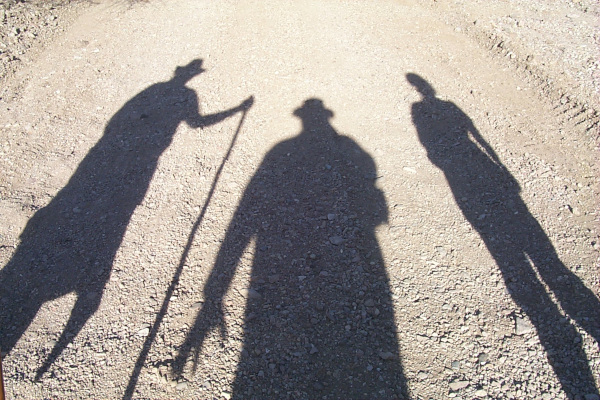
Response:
[[188, 97, 254, 129]]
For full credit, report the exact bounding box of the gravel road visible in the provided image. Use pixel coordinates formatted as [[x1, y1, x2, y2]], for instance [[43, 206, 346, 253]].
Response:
[[0, 0, 598, 399]]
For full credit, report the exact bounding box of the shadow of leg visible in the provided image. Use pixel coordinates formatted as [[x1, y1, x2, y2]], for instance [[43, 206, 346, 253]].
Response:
[[35, 293, 101, 381]]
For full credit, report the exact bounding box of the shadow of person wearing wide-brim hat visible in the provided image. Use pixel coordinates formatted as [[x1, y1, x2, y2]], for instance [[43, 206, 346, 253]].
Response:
[[0, 58, 253, 380], [174, 98, 409, 399], [407, 72, 600, 397]]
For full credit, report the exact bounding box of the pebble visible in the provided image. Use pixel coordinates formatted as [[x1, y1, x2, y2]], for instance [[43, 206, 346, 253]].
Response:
[[449, 380, 470, 391], [474, 389, 487, 397], [329, 236, 344, 245], [515, 317, 534, 335], [191, 301, 203, 310], [176, 382, 188, 390], [478, 353, 489, 363], [136, 327, 150, 337], [379, 351, 395, 360], [222, 392, 232, 399], [239, 288, 261, 299]]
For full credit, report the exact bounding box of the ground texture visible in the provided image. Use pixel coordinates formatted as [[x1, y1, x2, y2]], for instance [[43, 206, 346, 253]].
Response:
[[0, 1, 599, 399]]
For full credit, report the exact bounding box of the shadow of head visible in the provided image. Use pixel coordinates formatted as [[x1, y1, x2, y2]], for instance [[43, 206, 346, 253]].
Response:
[[406, 73, 436, 98], [293, 98, 335, 131], [174, 58, 206, 83]]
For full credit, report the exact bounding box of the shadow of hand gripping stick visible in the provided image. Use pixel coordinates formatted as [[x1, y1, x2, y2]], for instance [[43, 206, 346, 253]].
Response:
[[407, 73, 600, 397], [0, 59, 252, 381]]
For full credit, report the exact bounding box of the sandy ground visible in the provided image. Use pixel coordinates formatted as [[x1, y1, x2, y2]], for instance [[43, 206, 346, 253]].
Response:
[[0, 0, 599, 399]]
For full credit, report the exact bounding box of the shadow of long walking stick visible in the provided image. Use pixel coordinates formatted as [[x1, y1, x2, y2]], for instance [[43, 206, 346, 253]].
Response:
[[123, 97, 253, 400]]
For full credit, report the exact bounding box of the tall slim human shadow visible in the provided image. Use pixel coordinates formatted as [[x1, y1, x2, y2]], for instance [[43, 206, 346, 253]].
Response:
[[407, 73, 600, 396], [0, 59, 252, 380], [174, 99, 408, 399]]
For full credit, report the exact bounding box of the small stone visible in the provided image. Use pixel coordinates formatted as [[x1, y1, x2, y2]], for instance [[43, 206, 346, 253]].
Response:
[[435, 246, 447, 256], [449, 380, 469, 391], [364, 298, 375, 307], [191, 301, 204, 310], [451, 361, 460, 370], [329, 236, 344, 245], [327, 213, 336, 220], [239, 288, 261, 300], [176, 382, 188, 390], [474, 389, 487, 397], [379, 351, 395, 360], [515, 317, 533, 335], [478, 353, 489, 363], [136, 327, 150, 337], [222, 392, 232, 400], [86, 292, 98, 300], [310, 345, 319, 354], [268, 274, 280, 283], [417, 371, 428, 379]]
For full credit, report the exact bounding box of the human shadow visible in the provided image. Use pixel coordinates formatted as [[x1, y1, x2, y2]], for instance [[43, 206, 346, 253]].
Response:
[[0, 59, 252, 380], [407, 73, 600, 396], [173, 99, 408, 399]]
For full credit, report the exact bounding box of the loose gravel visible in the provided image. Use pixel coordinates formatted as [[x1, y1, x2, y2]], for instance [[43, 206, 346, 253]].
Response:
[[0, 0, 598, 399]]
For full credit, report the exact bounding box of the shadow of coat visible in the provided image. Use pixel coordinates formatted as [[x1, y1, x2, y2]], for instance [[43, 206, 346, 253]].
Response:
[[174, 99, 409, 399]]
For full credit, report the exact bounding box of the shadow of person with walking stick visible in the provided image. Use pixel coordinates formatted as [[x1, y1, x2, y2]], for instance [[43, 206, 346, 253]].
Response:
[[173, 98, 409, 399], [0, 58, 252, 381], [407, 73, 600, 397]]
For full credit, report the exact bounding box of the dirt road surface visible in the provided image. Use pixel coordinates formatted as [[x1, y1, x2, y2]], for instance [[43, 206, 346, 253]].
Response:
[[0, 0, 599, 399]]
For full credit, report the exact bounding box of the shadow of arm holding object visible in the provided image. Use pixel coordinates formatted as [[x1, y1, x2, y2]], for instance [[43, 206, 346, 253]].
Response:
[[187, 96, 254, 129]]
